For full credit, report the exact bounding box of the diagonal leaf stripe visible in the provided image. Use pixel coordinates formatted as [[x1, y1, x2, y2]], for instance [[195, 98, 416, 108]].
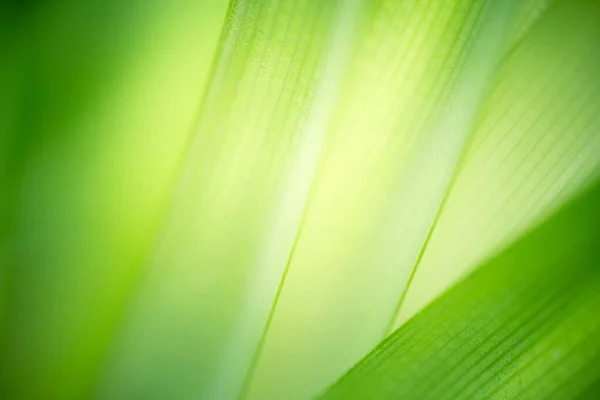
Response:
[[4, 1, 599, 399], [321, 180, 600, 399], [395, 0, 600, 328], [96, 1, 600, 399]]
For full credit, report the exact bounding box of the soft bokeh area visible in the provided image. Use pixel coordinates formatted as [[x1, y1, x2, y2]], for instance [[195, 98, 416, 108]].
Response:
[[0, 1, 229, 398], [1, 1, 599, 399]]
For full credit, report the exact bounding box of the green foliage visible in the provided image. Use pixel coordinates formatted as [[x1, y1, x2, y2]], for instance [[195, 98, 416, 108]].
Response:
[[322, 182, 600, 399], [1, 0, 599, 399]]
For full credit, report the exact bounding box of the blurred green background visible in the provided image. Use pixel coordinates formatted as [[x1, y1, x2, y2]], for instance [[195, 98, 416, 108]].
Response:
[[0, 1, 228, 398], [2, 1, 600, 399]]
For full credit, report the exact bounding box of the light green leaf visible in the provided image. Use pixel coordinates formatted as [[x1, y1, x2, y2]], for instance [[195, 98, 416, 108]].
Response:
[[98, 1, 600, 399], [394, 0, 600, 328], [321, 179, 600, 399], [99, 2, 350, 399], [244, 1, 520, 398], [3, 1, 599, 399]]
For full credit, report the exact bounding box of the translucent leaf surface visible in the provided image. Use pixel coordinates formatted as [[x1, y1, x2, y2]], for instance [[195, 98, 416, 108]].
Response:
[[395, 0, 600, 328], [322, 180, 600, 399], [99, 1, 600, 399], [2, 1, 599, 399]]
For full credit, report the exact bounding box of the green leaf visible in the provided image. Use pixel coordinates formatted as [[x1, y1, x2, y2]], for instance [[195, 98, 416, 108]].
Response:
[[3, 1, 600, 399], [321, 179, 600, 399], [394, 0, 600, 328], [97, 1, 600, 399]]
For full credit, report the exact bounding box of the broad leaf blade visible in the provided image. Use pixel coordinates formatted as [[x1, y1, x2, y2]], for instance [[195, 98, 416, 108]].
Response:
[[244, 1, 519, 398], [321, 180, 600, 399], [395, 0, 600, 328]]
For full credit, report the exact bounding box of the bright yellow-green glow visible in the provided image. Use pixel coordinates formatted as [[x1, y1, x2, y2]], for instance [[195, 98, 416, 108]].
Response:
[[2, 0, 600, 399]]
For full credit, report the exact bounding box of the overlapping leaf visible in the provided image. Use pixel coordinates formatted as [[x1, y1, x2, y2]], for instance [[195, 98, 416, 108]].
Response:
[[322, 180, 600, 399], [100, 1, 600, 399], [395, 0, 600, 328], [2, 0, 599, 399]]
